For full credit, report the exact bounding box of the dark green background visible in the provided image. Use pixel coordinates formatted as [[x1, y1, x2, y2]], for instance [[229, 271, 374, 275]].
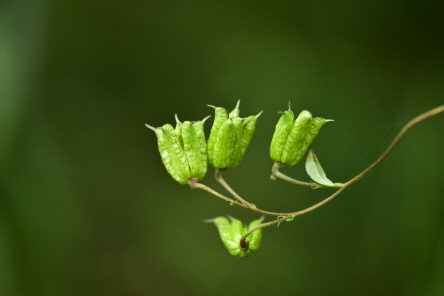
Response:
[[2, 1, 444, 295]]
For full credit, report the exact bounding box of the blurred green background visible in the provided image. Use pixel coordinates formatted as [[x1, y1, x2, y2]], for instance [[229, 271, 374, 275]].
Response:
[[1, 1, 444, 295]]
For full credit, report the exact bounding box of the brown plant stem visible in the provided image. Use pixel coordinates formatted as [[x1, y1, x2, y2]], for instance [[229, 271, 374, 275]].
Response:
[[215, 169, 256, 207], [188, 105, 444, 251]]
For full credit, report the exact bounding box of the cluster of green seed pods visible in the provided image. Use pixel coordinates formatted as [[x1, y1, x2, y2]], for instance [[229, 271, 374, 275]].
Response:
[[209, 216, 264, 258], [207, 100, 261, 169], [146, 101, 338, 258], [146, 101, 261, 184], [270, 105, 330, 167], [146, 115, 209, 184]]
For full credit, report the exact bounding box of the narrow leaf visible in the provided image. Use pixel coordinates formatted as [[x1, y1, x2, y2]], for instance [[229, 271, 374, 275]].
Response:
[[305, 148, 341, 187]]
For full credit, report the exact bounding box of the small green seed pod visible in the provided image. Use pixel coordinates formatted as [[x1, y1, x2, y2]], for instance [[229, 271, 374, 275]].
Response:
[[227, 117, 244, 168], [227, 217, 245, 255], [210, 216, 264, 258], [207, 101, 261, 169], [182, 121, 207, 181], [191, 119, 208, 180], [270, 110, 294, 162], [246, 217, 263, 251], [212, 216, 236, 253], [229, 100, 241, 118], [207, 107, 229, 165], [270, 105, 330, 167], [146, 115, 209, 184], [160, 124, 191, 184], [211, 118, 236, 169], [240, 114, 260, 153]]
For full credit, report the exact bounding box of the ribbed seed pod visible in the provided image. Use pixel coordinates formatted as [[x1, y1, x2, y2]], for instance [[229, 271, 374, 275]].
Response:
[[246, 217, 263, 251], [211, 216, 264, 258], [191, 119, 208, 180], [229, 114, 261, 168], [160, 124, 191, 183], [212, 118, 236, 169], [207, 107, 228, 165], [270, 107, 330, 167], [207, 101, 261, 169], [270, 110, 294, 162], [227, 117, 244, 168], [146, 115, 209, 184]]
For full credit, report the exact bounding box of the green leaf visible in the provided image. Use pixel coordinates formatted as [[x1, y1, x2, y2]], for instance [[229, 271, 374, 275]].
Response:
[[305, 148, 342, 187]]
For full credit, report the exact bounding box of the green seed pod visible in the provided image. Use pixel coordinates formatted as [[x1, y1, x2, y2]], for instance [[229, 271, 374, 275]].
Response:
[[246, 217, 263, 251], [229, 100, 241, 118], [146, 115, 209, 184], [211, 118, 237, 169], [207, 107, 229, 165], [207, 101, 261, 169], [210, 216, 264, 258], [227, 117, 244, 168], [191, 119, 208, 180], [269, 110, 294, 162], [270, 105, 330, 167], [230, 113, 262, 168]]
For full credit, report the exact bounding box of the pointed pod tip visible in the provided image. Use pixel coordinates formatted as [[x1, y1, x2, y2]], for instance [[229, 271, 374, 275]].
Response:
[[207, 104, 217, 109], [255, 110, 264, 118], [174, 113, 181, 123], [145, 123, 156, 131], [203, 218, 215, 223], [288, 101, 292, 111], [235, 99, 241, 109], [202, 114, 211, 122], [325, 119, 334, 122]]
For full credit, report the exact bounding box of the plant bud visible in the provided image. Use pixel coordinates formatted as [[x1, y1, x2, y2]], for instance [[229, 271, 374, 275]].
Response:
[[146, 115, 209, 184], [209, 216, 264, 258], [207, 101, 261, 169], [270, 107, 330, 166]]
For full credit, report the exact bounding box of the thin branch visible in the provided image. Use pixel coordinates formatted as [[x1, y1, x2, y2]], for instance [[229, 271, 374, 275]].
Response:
[[215, 169, 256, 207], [343, 104, 444, 185], [187, 178, 287, 216], [192, 105, 444, 252], [239, 216, 288, 250], [239, 104, 444, 251], [284, 104, 444, 218], [271, 161, 320, 187]]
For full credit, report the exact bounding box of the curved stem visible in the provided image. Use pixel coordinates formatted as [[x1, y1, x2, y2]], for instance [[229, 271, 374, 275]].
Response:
[[194, 105, 444, 241], [239, 216, 288, 250], [239, 104, 444, 249], [343, 104, 444, 185], [187, 178, 288, 216], [284, 104, 444, 217], [271, 162, 318, 187], [215, 169, 256, 207]]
